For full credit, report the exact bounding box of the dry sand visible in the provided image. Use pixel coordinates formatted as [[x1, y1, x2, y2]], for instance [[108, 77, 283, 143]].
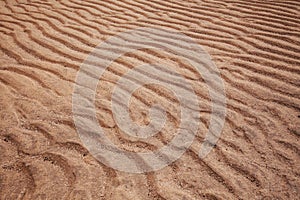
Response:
[[0, 0, 299, 199]]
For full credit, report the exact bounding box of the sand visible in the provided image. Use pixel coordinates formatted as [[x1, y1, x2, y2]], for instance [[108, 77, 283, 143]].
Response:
[[0, 0, 299, 199]]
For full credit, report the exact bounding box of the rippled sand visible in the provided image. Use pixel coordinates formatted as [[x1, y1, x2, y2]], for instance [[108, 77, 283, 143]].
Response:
[[0, 0, 299, 199]]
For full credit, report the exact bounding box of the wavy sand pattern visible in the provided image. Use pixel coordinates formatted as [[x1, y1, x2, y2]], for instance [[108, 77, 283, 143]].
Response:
[[0, 0, 299, 199]]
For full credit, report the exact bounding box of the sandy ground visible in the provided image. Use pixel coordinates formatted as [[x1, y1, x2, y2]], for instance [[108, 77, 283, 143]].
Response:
[[0, 0, 300, 199]]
